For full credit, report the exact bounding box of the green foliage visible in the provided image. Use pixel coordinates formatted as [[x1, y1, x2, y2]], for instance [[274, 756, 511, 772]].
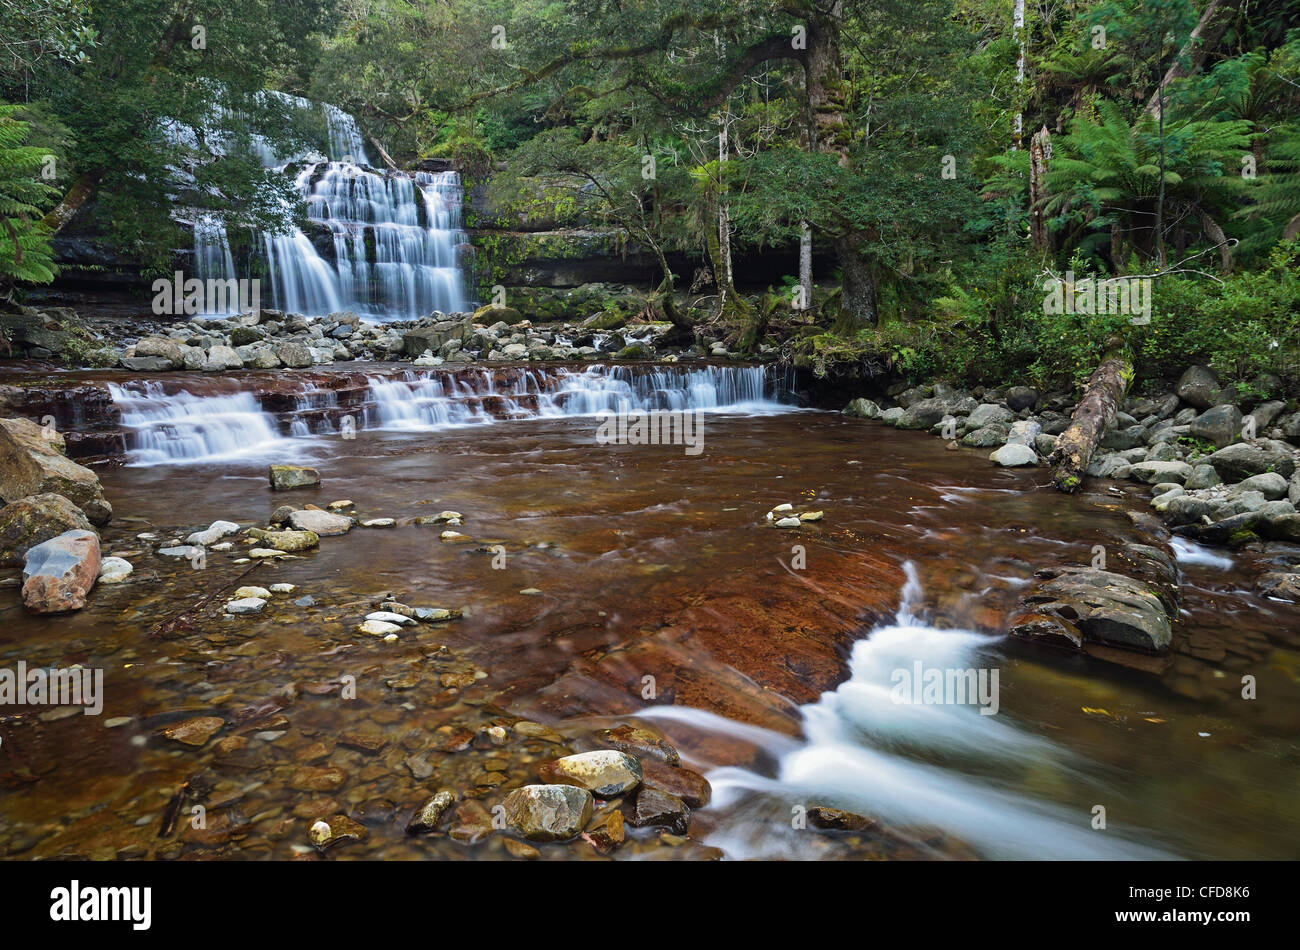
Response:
[[0, 104, 58, 289]]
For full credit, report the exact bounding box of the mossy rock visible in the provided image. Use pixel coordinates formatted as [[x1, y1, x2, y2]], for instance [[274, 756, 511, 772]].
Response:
[[473, 304, 522, 324]]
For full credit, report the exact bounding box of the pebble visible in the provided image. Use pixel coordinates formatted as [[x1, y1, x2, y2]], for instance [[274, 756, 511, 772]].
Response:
[[225, 597, 267, 615], [247, 548, 282, 558], [774, 517, 802, 528], [359, 619, 403, 636], [270, 583, 296, 593], [361, 518, 395, 528], [234, 585, 272, 599], [440, 530, 471, 542]]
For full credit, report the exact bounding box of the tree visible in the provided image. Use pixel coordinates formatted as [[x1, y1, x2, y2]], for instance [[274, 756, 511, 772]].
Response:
[[0, 103, 58, 296]]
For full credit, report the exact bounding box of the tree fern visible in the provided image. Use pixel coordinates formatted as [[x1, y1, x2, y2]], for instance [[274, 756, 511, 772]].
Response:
[[0, 104, 59, 288]]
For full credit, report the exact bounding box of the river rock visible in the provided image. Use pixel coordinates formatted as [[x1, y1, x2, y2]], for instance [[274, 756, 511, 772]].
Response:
[[1184, 464, 1222, 490], [1248, 400, 1287, 432], [1176, 365, 1222, 410], [1011, 567, 1172, 652], [1006, 419, 1041, 446], [359, 618, 402, 636], [162, 717, 224, 746], [990, 444, 1037, 467], [0, 493, 93, 567], [97, 556, 133, 583], [0, 418, 112, 525], [133, 336, 184, 367], [365, 610, 415, 626], [966, 403, 1015, 429], [639, 758, 711, 808], [1235, 472, 1289, 500], [224, 597, 266, 615], [289, 509, 351, 535], [538, 750, 642, 796], [21, 528, 100, 613], [248, 527, 320, 552], [629, 786, 690, 835], [1129, 460, 1192, 485], [961, 423, 1008, 447], [880, 407, 905, 425], [268, 464, 320, 491], [406, 790, 457, 834], [276, 341, 313, 368], [1206, 442, 1296, 482], [1258, 572, 1300, 601], [503, 784, 593, 842], [202, 345, 243, 371], [186, 520, 241, 546], [1005, 386, 1039, 411], [843, 398, 880, 419], [1188, 405, 1243, 449], [594, 724, 681, 766]]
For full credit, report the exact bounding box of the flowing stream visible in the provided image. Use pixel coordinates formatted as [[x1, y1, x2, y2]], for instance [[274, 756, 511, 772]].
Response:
[[1, 365, 1297, 860]]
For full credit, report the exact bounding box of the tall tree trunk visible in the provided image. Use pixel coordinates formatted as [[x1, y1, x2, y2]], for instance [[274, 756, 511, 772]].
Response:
[[798, 221, 812, 310], [41, 168, 103, 235], [1029, 126, 1051, 251], [1144, 0, 1239, 120], [1013, 0, 1026, 148], [834, 232, 876, 328], [717, 103, 733, 308]]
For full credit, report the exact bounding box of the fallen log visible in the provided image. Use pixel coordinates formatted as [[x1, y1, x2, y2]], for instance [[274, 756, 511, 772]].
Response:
[[1048, 351, 1133, 492]]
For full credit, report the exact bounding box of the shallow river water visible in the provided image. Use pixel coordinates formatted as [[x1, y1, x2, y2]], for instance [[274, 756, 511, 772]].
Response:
[[1, 364, 1297, 860]]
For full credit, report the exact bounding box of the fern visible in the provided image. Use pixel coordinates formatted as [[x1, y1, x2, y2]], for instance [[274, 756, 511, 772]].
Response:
[[0, 103, 59, 288]]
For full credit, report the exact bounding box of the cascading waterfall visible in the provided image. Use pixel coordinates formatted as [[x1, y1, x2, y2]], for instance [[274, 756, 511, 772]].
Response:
[[192, 216, 240, 315], [107, 381, 287, 465], [640, 563, 1180, 861], [190, 93, 469, 321], [106, 364, 788, 464]]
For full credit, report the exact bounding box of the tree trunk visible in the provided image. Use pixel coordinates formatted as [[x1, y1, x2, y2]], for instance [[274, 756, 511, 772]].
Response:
[[834, 232, 876, 328], [798, 221, 812, 310], [1029, 126, 1051, 251], [1048, 352, 1133, 493], [1144, 0, 1238, 120], [42, 168, 104, 235], [717, 103, 733, 309], [1013, 0, 1026, 148]]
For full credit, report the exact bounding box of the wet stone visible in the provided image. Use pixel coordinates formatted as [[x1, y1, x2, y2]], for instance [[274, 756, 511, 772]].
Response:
[[630, 786, 690, 836], [406, 790, 456, 834], [161, 716, 224, 747], [290, 766, 347, 791], [640, 758, 712, 808], [808, 806, 880, 832], [538, 749, 642, 796], [503, 784, 593, 842], [594, 724, 681, 766]]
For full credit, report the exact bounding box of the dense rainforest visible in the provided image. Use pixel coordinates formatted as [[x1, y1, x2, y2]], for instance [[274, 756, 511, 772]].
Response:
[[2, 0, 1299, 395]]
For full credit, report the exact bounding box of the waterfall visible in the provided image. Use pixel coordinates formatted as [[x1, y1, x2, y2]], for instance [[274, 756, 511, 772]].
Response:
[[192, 216, 239, 315], [107, 381, 287, 465], [189, 93, 469, 321], [106, 364, 789, 464]]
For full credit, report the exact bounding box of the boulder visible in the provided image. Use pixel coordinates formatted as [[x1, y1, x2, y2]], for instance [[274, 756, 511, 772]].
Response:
[[1175, 365, 1221, 410], [1235, 472, 1289, 501], [1206, 443, 1296, 482], [403, 316, 472, 357], [202, 345, 243, 371], [1004, 386, 1039, 411], [0, 493, 92, 567], [1128, 460, 1192, 485], [1188, 404, 1242, 449], [966, 404, 1015, 429], [1007, 419, 1042, 446], [503, 784, 593, 842], [843, 398, 880, 419], [1184, 464, 1222, 490], [133, 336, 184, 367], [268, 464, 320, 491], [1010, 567, 1172, 652], [276, 341, 313, 369], [0, 418, 112, 524], [21, 529, 100, 614], [961, 424, 1008, 448], [1247, 400, 1287, 432], [247, 527, 320, 552]]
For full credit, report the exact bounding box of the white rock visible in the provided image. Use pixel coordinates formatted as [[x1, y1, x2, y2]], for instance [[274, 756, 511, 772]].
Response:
[[359, 619, 403, 636], [270, 583, 297, 593], [234, 585, 271, 599], [361, 518, 395, 528], [990, 444, 1039, 467], [97, 557, 134, 582], [225, 597, 267, 615], [366, 610, 415, 626], [186, 520, 241, 546], [774, 517, 802, 528]]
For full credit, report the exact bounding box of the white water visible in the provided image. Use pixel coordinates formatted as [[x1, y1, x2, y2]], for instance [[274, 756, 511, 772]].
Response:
[[108, 364, 791, 463], [1171, 537, 1233, 569], [188, 94, 469, 320], [107, 382, 288, 465], [642, 564, 1177, 861]]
